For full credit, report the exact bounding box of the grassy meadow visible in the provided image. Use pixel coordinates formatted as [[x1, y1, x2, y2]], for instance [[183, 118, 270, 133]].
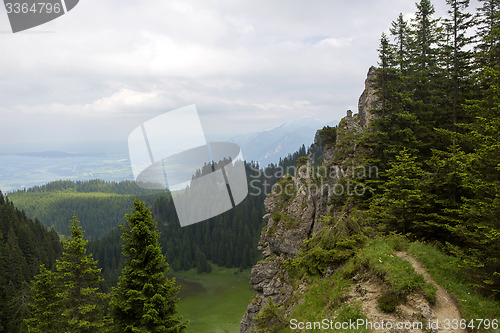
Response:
[[173, 265, 253, 333]]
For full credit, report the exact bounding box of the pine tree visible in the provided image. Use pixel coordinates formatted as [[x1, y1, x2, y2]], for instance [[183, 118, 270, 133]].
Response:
[[452, 0, 500, 295], [411, 0, 442, 74], [110, 200, 187, 333], [24, 265, 62, 333], [56, 215, 108, 333], [196, 251, 210, 274], [390, 13, 411, 73], [377, 33, 396, 110], [4, 281, 30, 333], [443, 0, 474, 126], [361, 32, 418, 199], [424, 0, 475, 244], [0, 195, 62, 332], [371, 148, 427, 235], [409, 0, 444, 155], [475, 0, 500, 69]]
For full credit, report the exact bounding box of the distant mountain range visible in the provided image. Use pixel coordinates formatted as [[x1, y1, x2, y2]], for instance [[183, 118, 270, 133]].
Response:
[[230, 116, 337, 166]]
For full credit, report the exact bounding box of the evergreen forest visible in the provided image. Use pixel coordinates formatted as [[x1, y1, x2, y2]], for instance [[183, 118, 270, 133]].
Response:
[[360, 0, 500, 295]]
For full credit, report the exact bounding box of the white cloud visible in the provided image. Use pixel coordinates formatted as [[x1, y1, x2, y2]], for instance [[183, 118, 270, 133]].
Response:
[[0, 0, 475, 152], [314, 37, 352, 48], [225, 16, 255, 34], [12, 89, 171, 117], [87, 89, 169, 114]]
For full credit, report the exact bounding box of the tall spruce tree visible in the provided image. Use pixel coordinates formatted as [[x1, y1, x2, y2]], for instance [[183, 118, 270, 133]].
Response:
[[411, 0, 442, 74], [361, 32, 418, 199], [110, 199, 187, 333], [475, 0, 500, 69], [24, 265, 62, 333], [424, 0, 475, 245], [453, 0, 500, 295], [24, 215, 107, 333], [442, 0, 474, 129], [371, 148, 427, 235], [390, 13, 411, 73], [56, 215, 108, 333], [409, 0, 444, 155]]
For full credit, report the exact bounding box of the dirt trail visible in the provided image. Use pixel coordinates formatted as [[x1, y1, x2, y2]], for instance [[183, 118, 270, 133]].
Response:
[[395, 251, 465, 333]]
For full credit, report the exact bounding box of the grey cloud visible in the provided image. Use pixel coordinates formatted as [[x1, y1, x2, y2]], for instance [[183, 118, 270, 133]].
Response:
[[0, 0, 472, 152]]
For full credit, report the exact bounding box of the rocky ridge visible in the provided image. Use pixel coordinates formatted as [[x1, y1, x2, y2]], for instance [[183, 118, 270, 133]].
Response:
[[240, 67, 465, 333], [240, 68, 371, 332]]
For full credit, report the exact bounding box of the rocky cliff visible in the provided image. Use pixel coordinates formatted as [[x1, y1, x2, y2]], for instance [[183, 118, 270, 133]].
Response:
[[358, 66, 379, 128], [240, 67, 466, 333], [240, 70, 369, 332]]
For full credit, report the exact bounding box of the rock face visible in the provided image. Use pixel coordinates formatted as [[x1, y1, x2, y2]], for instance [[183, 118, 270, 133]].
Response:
[[240, 119, 364, 332], [240, 164, 330, 333], [358, 66, 379, 128], [240, 68, 375, 333], [322, 141, 336, 165]]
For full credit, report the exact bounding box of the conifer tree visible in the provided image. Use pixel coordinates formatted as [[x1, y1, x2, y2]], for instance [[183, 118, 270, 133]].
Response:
[[411, 0, 442, 74], [110, 199, 187, 333], [361, 33, 418, 196], [475, 0, 500, 69], [24, 265, 62, 333], [55, 215, 108, 333], [390, 13, 411, 73], [454, 0, 500, 294], [442, 0, 474, 129], [424, 0, 475, 241], [371, 149, 427, 235], [409, 0, 444, 155]]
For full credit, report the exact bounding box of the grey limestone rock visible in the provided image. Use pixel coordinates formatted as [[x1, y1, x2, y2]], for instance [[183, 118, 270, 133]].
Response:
[[358, 66, 379, 128]]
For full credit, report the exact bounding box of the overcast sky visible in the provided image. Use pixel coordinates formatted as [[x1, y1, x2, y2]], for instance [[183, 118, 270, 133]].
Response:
[[0, 0, 478, 153]]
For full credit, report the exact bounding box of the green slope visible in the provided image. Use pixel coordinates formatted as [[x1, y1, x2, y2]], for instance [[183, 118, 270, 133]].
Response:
[[174, 266, 253, 333], [7, 180, 164, 238]]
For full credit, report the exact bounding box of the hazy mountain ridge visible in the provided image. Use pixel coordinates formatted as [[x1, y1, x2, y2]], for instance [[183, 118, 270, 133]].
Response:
[[231, 116, 337, 165]]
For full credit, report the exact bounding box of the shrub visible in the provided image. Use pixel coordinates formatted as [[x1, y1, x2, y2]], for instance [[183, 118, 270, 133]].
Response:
[[423, 283, 437, 305], [378, 290, 401, 313], [317, 126, 338, 146]]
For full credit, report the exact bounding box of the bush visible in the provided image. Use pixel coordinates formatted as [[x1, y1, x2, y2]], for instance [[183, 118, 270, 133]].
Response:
[[296, 156, 310, 166], [423, 283, 437, 305], [317, 126, 338, 146], [378, 290, 401, 313]]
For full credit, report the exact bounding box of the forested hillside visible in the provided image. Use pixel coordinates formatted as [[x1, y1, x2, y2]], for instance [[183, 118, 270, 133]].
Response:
[[5, 149, 313, 290], [362, 0, 500, 294], [242, 0, 500, 331], [88, 153, 315, 288], [0, 192, 62, 333], [22, 200, 188, 332], [7, 180, 164, 238]]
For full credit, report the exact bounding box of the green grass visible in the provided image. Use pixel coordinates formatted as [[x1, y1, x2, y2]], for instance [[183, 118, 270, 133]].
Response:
[[408, 242, 500, 332], [356, 237, 425, 295], [270, 211, 300, 229], [278, 268, 369, 333], [241, 236, 499, 333], [173, 265, 253, 333]]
